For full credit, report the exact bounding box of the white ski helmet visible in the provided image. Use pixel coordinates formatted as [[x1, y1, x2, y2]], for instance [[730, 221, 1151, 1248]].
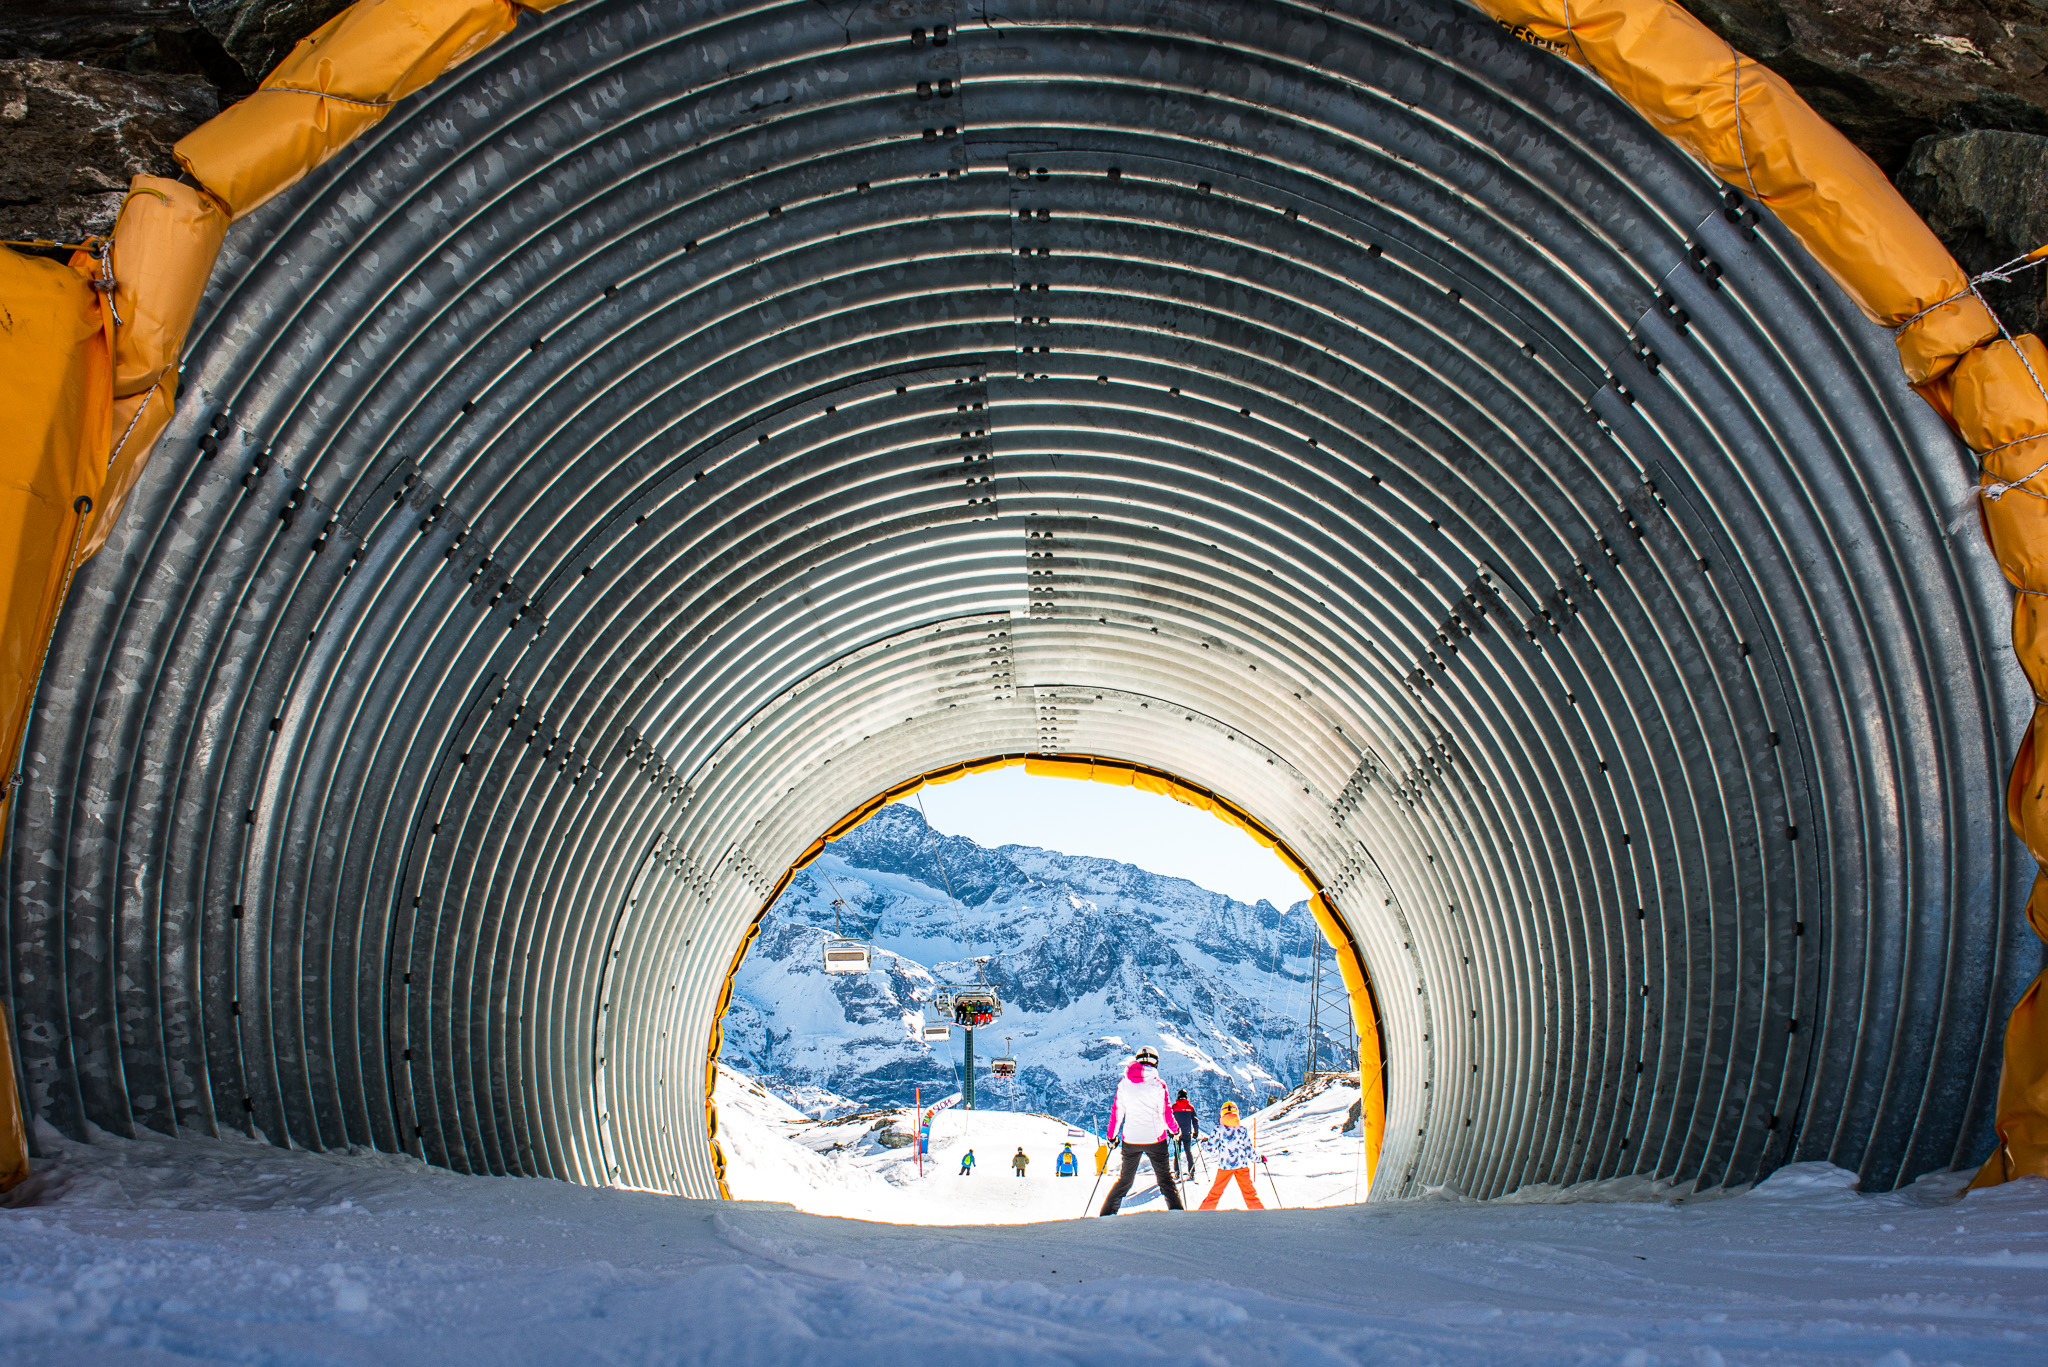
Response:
[[1134, 1046, 1160, 1067]]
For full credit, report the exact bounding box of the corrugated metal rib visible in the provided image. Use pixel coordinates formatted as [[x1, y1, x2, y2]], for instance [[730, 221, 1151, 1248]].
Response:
[[3, 0, 2031, 1202]]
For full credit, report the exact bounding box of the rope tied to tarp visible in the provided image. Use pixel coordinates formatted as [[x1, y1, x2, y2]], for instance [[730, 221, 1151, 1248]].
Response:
[[1916, 244, 2048, 532], [3, 237, 124, 326], [1730, 50, 1760, 202], [1, 236, 96, 252], [1901, 244, 2048, 333], [256, 85, 395, 109]]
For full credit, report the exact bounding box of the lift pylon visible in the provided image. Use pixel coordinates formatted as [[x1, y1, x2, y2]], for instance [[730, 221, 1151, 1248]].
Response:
[[1304, 925, 1357, 1086]]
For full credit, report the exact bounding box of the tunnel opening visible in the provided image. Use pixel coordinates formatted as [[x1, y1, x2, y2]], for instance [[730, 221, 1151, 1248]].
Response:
[[704, 754, 1389, 1213], [3, 0, 2032, 1214]]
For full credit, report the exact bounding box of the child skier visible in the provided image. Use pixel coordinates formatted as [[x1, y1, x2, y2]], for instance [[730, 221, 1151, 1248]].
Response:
[[1098, 1045, 1184, 1214], [1197, 1102, 1265, 1209], [1056, 1143, 1079, 1176], [959, 1148, 975, 1176], [1012, 1146, 1030, 1177]]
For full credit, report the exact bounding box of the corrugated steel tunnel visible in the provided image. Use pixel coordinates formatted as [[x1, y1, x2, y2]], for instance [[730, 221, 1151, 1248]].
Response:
[[5, 0, 2039, 1201]]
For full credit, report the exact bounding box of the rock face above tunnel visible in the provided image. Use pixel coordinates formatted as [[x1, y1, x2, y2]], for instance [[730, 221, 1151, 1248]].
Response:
[[2, 0, 2046, 273], [186, 0, 353, 86], [0, 0, 339, 88], [1899, 130, 2048, 338], [0, 0, 342, 239], [1679, 0, 2048, 175], [0, 58, 217, 242]]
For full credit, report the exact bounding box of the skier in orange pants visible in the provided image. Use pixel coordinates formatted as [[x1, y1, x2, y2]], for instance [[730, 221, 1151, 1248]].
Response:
[[1197, 1102, 1265, 1210]]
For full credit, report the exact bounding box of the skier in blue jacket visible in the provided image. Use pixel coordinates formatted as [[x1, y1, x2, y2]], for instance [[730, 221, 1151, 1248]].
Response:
[[1056, 1143, 1079, 1176]]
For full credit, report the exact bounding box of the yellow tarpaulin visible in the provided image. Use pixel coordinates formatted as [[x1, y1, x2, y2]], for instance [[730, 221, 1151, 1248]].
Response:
[[0, 247, 109, 776], [0, 1004, 26, 1190], [1953, 336, 2048, 1186], [1472, 0, 1996, 385], [0, 246, 110, 1189], [90, 179, 229, 558], [175, 0, 526, 220]]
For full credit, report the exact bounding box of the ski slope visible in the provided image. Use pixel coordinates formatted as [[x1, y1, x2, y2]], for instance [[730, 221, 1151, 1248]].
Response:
[[2, 1117, 2044, 1364], [717, 1065, 1373, 1221], [719, 1066, 1095, 1224]]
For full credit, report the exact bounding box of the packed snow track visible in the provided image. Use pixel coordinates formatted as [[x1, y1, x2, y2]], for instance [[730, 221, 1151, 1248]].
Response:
[[6, 0, 2033, 1207], [2, 1128, 2044, 1364]]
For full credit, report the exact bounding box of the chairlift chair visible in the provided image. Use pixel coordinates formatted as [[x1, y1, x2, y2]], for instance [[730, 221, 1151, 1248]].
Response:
[[821, 936, 871, 973], [818, 887, 870, 974], [921, 1020, 952, 1042], [945, 984, 1001, 1027], [991, 1032, 1019, 1078]]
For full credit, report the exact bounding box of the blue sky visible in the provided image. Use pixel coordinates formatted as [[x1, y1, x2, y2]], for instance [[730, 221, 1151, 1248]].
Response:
[[908, 767, 1310, 909]]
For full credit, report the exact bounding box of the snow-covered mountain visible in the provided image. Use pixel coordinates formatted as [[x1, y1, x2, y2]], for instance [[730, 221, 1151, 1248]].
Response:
[[716, 803, 1334, 1129]]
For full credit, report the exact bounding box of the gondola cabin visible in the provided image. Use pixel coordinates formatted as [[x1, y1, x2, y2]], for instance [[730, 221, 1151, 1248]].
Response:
[[821, 936, 871, 974]]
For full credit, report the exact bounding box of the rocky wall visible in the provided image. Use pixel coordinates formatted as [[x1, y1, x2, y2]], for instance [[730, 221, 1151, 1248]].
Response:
[[4, 1, 2045, 320]]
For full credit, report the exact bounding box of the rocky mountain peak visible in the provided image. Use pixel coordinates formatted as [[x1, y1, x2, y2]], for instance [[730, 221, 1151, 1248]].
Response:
[[718, 803, 1336, 1128]]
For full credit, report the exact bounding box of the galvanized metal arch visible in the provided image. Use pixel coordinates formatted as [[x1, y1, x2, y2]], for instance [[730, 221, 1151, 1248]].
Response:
[[5, 0, 2035, 1201]]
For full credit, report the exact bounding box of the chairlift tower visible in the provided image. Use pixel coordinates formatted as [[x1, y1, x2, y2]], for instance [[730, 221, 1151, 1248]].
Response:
[[964, 1021, 976, 1111], [1304, 925, 1357, 1086], [937, 957, 1001, 1111]]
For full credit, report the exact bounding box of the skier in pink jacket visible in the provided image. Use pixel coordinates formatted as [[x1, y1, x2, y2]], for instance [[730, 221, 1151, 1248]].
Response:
[[1097, 1046, 1185, 1215]]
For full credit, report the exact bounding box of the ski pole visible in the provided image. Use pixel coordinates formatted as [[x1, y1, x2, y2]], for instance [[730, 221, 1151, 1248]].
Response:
[[1082, 1167, 1105, 1218], [1259, 1154, 1285, 1208]]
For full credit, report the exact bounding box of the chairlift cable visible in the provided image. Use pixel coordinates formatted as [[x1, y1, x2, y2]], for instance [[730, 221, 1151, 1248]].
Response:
[[815, 864, 872, 975], [910, 790, 1004, 1045], [911, 787, 978, 961], [818, 869, 851, 935]]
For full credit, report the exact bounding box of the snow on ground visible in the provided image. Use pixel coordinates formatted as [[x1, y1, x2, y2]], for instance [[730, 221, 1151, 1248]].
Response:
[[1244, 1074, 1371, 1208], [2, 1116, 2045, 1365]]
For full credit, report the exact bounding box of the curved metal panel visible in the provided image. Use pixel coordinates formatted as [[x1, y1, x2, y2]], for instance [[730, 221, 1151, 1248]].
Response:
[[4, 0, 2033, 1201]]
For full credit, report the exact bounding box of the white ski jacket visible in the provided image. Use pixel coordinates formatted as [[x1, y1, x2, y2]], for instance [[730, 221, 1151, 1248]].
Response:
[[1108, 1061, 1178, 1144]]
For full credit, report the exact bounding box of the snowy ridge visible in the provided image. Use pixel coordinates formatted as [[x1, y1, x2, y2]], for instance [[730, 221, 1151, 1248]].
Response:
[[717, 803, 1331, 1126]]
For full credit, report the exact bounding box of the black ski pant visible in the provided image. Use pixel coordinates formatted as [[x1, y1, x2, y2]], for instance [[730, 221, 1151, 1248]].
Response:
[[1098, 1140, 1183, 1215], [1174, 1131, 1197, 1175]]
